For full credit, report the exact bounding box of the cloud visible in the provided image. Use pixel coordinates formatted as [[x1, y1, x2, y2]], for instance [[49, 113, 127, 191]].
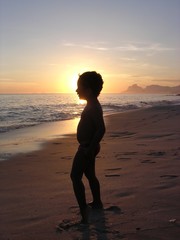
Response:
[[104, 73, 133, 78], [120, 57, 136, 61], [0, 78, 37, 84], [130, 75, 180, 84], [114, 43, 175, 52], [151, 79, 180, 84], [63, 42, 108, 51], [63, 41, 176, 53]]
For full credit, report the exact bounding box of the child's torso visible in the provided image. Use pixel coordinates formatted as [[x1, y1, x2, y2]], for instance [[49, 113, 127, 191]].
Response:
[[77, 103, 102, 145]]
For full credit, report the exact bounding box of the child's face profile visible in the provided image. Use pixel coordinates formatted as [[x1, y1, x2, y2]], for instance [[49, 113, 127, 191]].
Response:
[[76, 81, 88, 100]]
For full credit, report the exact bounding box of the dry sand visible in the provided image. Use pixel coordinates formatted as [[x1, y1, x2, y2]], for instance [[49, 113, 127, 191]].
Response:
[[0, 105, 180, 240]]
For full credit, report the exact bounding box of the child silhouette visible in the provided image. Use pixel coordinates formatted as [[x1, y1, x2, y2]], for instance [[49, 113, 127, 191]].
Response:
[[70, 71, 105, 224]]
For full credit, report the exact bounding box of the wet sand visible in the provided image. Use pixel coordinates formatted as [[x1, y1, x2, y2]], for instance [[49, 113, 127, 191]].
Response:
[[0, 105, 180, 240]]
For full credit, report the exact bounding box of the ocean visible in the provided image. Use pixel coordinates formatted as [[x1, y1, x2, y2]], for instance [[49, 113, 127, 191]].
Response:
[[0, 93, 180, 160]]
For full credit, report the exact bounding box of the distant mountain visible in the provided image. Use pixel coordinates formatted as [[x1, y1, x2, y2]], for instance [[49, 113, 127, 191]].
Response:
[[124, 84, 180, 94]]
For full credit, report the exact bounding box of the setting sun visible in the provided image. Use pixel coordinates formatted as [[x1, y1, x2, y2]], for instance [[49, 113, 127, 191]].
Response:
[[60, 67, 91, 93], [70, 73, 79, 92], [56, 72, 79, 93]]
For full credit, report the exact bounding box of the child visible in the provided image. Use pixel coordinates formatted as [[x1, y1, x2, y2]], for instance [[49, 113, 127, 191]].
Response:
[[70, 71, 105, 224]]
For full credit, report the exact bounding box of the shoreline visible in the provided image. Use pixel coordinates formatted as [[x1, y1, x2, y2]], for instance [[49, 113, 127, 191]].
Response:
[[0, 108, 143, 161], [0, 118, 80, 161], [0, 105, 180, 240], [0, 107, 148, 162]]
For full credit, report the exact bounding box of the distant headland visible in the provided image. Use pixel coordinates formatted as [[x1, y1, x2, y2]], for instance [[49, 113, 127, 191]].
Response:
[[124, 84, 180, 94]]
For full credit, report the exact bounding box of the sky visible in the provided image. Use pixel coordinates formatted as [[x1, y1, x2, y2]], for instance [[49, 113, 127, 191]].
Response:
[[0, 0, 180, 94]]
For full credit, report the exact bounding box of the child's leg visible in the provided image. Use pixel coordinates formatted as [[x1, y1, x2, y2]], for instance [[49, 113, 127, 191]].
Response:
[[85, 164, 102, 207], [70, 149, 88, 223], [84, 145, 103, 208]]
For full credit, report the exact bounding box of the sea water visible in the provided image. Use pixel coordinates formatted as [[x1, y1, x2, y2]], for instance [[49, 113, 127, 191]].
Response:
[[0, 93, 180, 160]]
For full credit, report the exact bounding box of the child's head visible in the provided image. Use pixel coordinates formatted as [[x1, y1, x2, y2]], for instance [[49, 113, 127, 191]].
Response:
[[77, 71, 103, 97]]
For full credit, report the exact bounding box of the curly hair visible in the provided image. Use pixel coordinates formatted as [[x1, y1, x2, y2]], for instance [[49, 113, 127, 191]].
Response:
[[78, 71, 104, 97]]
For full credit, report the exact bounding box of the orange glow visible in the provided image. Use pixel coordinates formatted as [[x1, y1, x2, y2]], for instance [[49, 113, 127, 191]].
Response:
[[56, 72, 78, 93], [78, 99, 86, 104], [59, 66, 91, 93]]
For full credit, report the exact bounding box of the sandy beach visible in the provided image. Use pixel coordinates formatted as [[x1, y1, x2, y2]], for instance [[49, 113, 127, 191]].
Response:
[[0, 105, 180, 240]]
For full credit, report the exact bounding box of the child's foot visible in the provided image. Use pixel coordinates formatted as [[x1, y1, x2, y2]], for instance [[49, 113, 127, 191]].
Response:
[[88, 201, 103, 209], [80, 206, 89, 224]]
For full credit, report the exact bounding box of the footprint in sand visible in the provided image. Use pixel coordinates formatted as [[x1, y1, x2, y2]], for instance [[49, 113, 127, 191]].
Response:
[[56, 219, 86, 232], [117, 157, 131, 161], [104, 206, 122, 214], [57, 206, 122, 231], [137, 143, 147, 146], [160, 175, 178, 179], [105, 168, 122, 177], [141, 159, 156, 164], [105, 168, 122, 171], [155, 175, 178, 190], [147, 151, 165, 157], [116, 191, 134, 198], [61, 156, 72, 160], [123, 152, 138, 155], [105, 174, 121, 177], [56, 205, 123, 240], [114, 152, 137, 161], [110, 131, 136, 138]]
